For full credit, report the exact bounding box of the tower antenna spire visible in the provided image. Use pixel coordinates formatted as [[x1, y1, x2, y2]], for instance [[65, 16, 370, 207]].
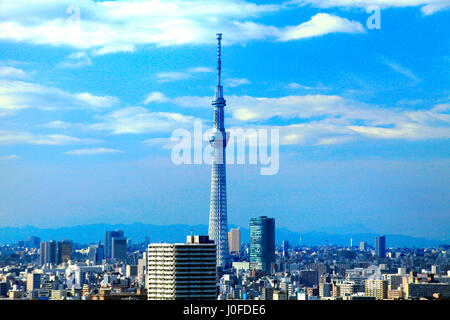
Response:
[[216, 33, 222, 87]]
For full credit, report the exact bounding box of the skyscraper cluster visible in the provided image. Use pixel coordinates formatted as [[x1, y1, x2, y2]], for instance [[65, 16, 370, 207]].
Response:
[[40, 240, 72, 266]]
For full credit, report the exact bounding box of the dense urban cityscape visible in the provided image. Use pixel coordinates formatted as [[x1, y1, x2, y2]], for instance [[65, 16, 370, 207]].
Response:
[[0, 225, 449, 300]]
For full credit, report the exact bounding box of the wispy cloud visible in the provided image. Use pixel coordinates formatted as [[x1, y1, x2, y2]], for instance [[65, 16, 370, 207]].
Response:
[[88, 107, 197, 134], [43, 121, 74, 129], [0, 66, 28, 79], [0, 79, 120, 116], [286, 82, 329, 90], [143, 137, 178, 149], [56, 51, 92, 68], [421, 2, 450, 15], [291, 0, 450, 16], [64, 147, 121, 155], [143, 92, 169, 104], [188, 66, 214, 73], [0, 130, 99, 145], [156, 66, 214, 83], [277, 13, 364, 41], [0, 154, 19, 160], [156, 72, 191, 82], [225, 77, 251, 87], [381, 58, 421, 84]]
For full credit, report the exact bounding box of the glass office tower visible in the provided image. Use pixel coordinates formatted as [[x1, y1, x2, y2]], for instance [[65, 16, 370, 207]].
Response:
[[249, 216, 275, 274], [375, 235, 386, 258]]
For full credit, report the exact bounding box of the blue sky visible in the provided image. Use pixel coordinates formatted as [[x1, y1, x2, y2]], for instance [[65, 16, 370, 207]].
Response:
[[0, 0, 449, 240]]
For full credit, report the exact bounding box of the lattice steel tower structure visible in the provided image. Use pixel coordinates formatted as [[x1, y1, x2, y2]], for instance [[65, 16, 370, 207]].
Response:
[[208, 33, 230, 269]]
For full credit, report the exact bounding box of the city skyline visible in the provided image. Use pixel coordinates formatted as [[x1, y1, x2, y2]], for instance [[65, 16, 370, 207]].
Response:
[[0, 1, 449, 241], [2, 225, 449, 301]]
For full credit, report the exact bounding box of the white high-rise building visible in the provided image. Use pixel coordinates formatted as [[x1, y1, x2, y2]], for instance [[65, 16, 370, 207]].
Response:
[[147, 235, 217, 300]]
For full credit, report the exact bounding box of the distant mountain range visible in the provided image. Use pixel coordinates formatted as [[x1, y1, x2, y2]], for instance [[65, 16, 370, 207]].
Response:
[[0, 223, 447, 248]]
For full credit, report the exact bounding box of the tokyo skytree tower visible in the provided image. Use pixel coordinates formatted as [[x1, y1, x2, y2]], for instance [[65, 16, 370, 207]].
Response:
[[208, 33, 230, 269]]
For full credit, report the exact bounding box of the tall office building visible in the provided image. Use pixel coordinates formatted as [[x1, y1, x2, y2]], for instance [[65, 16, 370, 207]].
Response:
[[105, 230, 124, 259], [147, 235, 217, 300], [249, 216, 275, 274], [57, 239, 72, 264], [111, 237, 127, 261], [375, 235, 386, 258], [228, 227, 241, 255], [208, 33, 230, 269], [88, 242, 104, 265], [282, 240, 289, 257], [40, 240, 57, 265], [26, 273, 41, 292]]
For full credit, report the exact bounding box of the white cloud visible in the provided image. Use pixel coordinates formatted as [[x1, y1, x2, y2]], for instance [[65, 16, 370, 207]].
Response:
[[0, 79, 120, 116], [42, 90, 448, 147], [188, 66, 214, 73], [277, 13, 364, 41], [92, 45, 135, 56], [286, 82, 313, 90], [292, 0, 450, 15], [89, 106, 197, 134], [232, 94, 349, 121], [0, 66, 28, 79], [155, 66, 215, 83], [156, 71, 191, 82], [159, 92, 450, 144], [381, 59, 420, 84], [143, 137, 178, 149], [347, 122, 450, 140], [144, 92, 169, 104], [64, 147, 121, 155], [56, 51, 92, 68], [286, 82, 329, 90], [43, 121, 74, 129], [0, 154, 19, 160], [27, 134, 99, 145], [0, 0, 367, 55], [0, 130, 99, 145], [75, 92, 119, 108], [421, 3, 450, 15], [225, 78, 251, 87], [0, 0, 278, 50]]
